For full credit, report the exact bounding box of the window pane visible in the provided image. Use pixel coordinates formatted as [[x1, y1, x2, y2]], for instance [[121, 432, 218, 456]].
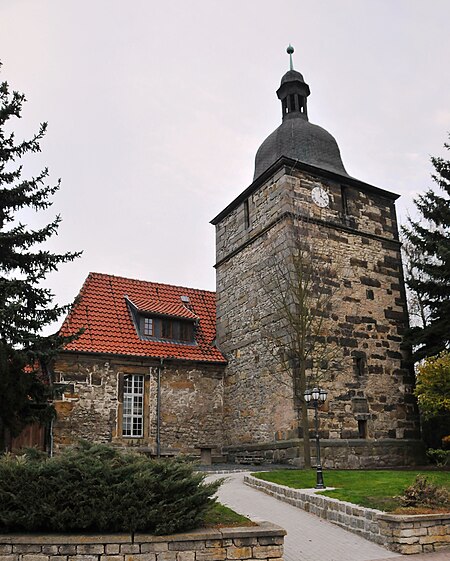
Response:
[[179, 322, 193, 342], [122, 374, 144, 438], [162, 319, 172, 339], [144, 317, 153, 336]]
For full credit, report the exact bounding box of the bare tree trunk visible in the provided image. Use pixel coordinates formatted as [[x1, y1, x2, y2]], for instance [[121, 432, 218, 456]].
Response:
[[299, 361, 311, 468], [0, 418, 5, 453], [301, 399, 311, 468], [293, 359, 311, 468]]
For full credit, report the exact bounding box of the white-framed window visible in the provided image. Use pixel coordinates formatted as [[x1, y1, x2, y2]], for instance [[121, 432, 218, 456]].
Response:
[[122, 374, 144, 437], [144, 317, 153, 336]]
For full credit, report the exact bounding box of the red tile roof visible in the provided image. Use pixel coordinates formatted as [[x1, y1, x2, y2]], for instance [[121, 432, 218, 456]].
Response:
[[59, 273, 226, 363], [127, 296, 199, 320]]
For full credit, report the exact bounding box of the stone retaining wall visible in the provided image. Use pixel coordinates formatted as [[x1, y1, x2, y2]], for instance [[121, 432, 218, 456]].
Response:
[[0, 523, 286, 561], [378, 513, 450, 555], [244, 474, 450, 555]]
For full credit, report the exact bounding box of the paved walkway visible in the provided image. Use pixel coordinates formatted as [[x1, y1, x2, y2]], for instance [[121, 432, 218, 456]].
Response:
[[207, 472, 449, 561]]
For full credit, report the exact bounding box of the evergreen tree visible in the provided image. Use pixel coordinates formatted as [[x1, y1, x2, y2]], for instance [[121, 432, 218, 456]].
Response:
[[403, 138, 450, 361], [414, 351, 450, 449], [0, 64, 81, 450]]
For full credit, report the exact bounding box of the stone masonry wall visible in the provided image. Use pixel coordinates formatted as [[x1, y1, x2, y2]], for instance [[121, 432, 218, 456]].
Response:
[[52, 354, 224, 455], [225, 438, 425, 468], [245, 475, 450, 555], [215, 165, 421, 464], [0, 523, 286, 561]]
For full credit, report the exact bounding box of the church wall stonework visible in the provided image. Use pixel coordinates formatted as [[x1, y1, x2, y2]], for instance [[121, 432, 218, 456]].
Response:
[[52, 354, 224, 456], [215, 166, 422, 466]]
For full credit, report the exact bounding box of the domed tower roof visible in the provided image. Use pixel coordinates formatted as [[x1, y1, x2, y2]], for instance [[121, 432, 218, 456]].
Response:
[[253, 46, 349, 180]]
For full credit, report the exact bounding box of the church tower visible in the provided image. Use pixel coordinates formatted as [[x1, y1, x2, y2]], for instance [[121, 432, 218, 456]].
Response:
[[212, 47, 423, 467]]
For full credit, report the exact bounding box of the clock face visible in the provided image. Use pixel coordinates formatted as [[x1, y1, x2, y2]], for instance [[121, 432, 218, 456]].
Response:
[[311, 185, 330, 208]]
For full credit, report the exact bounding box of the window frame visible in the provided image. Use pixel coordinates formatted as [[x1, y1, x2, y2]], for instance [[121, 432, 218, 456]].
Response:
[[143, 317, 153, 336], [122, 374, 145, 438], [161, 318, 173, 339], [139, 315, 195, 344]]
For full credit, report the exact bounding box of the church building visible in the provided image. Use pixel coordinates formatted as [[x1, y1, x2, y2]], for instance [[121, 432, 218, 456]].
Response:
[[52, 48, 423, 467]]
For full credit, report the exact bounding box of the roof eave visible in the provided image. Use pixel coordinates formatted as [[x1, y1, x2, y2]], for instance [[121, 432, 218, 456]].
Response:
[[58, 348, 228, 366]]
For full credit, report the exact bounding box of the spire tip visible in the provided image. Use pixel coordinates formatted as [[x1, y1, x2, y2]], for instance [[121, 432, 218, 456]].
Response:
[[286, 44, 294, 70]]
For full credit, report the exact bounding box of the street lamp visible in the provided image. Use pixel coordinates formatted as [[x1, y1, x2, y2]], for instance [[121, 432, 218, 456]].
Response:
[[304, 386, 328, 489]]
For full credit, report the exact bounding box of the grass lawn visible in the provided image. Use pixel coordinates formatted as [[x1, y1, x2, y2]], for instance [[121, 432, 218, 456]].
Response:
[[252, 469, 450, 512], [203, 502, 254, 527]]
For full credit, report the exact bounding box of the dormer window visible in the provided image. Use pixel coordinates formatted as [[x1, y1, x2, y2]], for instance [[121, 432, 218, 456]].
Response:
[[143, 317, 153, 336], [126, 295, 198, 345], [138, 315, 195, 343]]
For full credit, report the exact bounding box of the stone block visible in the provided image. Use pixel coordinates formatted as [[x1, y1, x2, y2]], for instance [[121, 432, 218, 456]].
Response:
[[103, 556, 124, 561], [205, 541, 222, 549], [398, 544, 422, 555], [168, 542, 205, 552], [232, 538, 257, 547], [195, 547, 227, 561], [105, 545, 121, 555], [252, 545, 283, 558], [435, 542, 450, 550], [141, 544, 168, 553], [13, 546, 42, 554], [21, 556, 49, 561], [0, 556, 18, 561], [420, 535, 450, 545], [427, 524, 447, 536], [0, 550, 12, 556], [120, 545, 140, 554], [225, 546, 252, 560], [175, 553, 195, 561], [397, 536, 419, 545], [58, 547, 76, 556], [256, 537, 283, 546], [156, 553, 177, 561], [393, 528, 424, 538], [41, 547, 59, 556], [76, 545, 105, 555]]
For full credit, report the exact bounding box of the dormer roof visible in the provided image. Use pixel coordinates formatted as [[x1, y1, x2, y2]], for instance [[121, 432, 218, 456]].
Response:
[[59, 272, 226, 363], [126, 295, 199, 320]]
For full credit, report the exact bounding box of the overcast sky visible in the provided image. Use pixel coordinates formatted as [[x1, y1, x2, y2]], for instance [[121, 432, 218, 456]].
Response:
[[1, 0, 449, 332]]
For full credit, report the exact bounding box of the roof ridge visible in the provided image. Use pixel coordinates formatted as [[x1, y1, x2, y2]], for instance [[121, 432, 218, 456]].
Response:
[[88, 272, 216, 295]]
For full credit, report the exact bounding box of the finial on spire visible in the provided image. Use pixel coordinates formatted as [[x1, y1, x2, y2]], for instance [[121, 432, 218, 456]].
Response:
[[287, 44, 294, 70]]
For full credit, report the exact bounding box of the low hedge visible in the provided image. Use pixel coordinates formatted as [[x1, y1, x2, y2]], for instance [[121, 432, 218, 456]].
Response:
[[0, 442, 220, 534]]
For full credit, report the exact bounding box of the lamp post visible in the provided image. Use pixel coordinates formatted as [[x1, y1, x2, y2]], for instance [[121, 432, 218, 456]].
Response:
[[304, 387, 328, 489]]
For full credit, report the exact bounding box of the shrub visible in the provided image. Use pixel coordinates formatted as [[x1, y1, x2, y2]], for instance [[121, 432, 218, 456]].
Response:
[[0, 442, 220, 534], [399, 475, 450, 509], [427, 448, 450, 467]]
